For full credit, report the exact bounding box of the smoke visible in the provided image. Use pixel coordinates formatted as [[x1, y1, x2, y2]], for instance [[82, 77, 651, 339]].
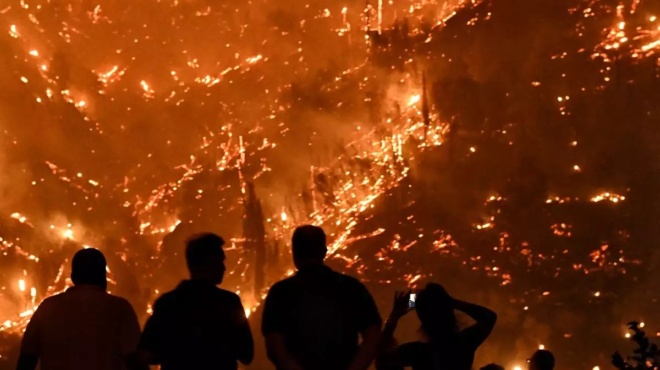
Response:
[[0, 153, 29, 213], [1, 0, 659, 368]]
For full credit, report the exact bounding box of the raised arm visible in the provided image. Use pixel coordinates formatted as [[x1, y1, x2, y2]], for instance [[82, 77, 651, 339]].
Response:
[[374, 291, 411, 370], [454, 299, 497, 348], [381, 291, 411, 349]]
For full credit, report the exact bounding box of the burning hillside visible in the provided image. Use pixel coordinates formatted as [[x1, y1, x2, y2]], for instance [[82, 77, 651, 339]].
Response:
[[0, 0, 659, 368]]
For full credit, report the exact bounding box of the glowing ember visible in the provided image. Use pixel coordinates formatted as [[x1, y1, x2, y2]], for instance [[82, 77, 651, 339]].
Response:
[[590, 192, 626, 203]]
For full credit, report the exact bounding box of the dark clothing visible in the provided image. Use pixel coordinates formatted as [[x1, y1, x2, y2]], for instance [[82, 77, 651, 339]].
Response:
[[139, 280, 253, 370], [396, 338, 474, 370], [262, 265, 382, 370], [388, 319, 494, 370], [378, 299, 496, 370]]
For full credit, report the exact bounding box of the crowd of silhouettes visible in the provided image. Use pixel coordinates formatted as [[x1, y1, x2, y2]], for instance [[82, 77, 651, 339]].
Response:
[[15, 224, 557, 370]]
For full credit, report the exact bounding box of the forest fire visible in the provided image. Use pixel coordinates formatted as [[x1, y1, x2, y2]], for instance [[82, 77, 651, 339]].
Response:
[[0, 0, 659, 369]]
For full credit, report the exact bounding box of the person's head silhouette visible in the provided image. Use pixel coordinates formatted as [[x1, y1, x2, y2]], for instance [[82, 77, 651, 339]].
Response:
[[291, 225, 327, 270], [185, 233, 226, 285], [415, 283, 458, 341], [481, 364, 505, 370], [528, 350, 555, 370], [71, 248, 107, 290]]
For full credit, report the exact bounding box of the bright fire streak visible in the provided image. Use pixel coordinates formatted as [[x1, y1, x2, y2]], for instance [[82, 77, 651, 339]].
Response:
[[641, 40, 660, 52], [590, 192, 625, 203], [62, 228, 74, 240], [408, 94, 421, 106], [246, 55, 263, 64], [9, 24, 19, 38], [10, 212, 28, 223], [168, 219, 182, 233], [18, 279, 26, 292], [281, 212, 288, 222]]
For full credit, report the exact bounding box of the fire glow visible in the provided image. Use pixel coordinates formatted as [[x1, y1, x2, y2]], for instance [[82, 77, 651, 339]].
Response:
[[0, 0, 657, 368]]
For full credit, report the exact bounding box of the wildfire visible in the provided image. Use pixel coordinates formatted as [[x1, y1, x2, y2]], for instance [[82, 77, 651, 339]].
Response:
[[97, 65, 125, 86], [0, 1, 656, 368], [61, 227, 74, 240], [18, 279, 26, 292], [10, 212, 28, 223], [9, 24, 19, 38], [593, 2, 660, 60], [590, 192, 626, 203], [408, 94, 421, 106], [140, 80, 154, 98]]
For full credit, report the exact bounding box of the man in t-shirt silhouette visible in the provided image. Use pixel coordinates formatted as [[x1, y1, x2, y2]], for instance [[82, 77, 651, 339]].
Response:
[[139, 233, 253, 370], [17, 248, 144, 370], [262, 225, 382, 370]]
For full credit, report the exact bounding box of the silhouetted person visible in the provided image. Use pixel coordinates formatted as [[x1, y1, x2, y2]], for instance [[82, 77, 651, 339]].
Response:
[[377, 284, 497, 370], [481, 364, 505, 370], [139, 233, 254, 370], [17, 248, 143, 370], [528, 350, 555, 370], [262, 225, 382, 370]]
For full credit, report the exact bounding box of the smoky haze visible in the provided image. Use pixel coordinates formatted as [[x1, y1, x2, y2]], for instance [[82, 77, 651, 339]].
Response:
[[1, 0, 660, 369]]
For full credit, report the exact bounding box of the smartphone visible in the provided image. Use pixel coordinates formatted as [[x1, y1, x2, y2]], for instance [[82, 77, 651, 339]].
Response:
[[408, 293, 416, 309]]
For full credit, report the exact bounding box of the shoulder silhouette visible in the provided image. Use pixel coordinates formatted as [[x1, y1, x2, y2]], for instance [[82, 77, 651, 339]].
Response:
[[17, 248, 144, 370], [378, 283, 497, 370], [139, 233, 254, 370], [481, 363, 505, 370], [262, 225, 382, 370]]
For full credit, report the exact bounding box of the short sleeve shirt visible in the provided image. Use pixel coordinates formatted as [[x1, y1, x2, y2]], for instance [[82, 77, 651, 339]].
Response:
[[261, 265, 382, 370], [20, 285, 141, 370], [139, 280, 251, 370]]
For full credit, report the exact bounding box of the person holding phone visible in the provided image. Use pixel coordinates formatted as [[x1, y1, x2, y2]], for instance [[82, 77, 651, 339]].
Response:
[[377, 284, 497, 370]]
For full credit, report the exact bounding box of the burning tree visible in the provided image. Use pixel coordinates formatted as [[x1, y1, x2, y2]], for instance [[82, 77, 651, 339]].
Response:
[[612, 322, 660, 370]]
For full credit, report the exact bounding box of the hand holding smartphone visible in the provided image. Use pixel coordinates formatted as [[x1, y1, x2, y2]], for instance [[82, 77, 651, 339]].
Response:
[[408, 293, 416, 309]]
